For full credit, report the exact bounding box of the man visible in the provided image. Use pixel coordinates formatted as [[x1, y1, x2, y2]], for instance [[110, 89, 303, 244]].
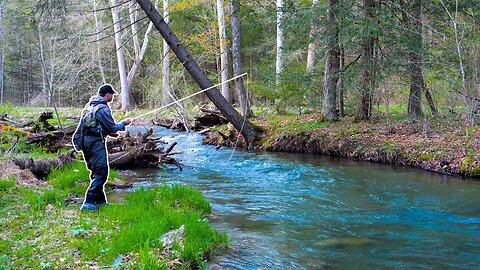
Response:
[[72, 84, 132, 211]]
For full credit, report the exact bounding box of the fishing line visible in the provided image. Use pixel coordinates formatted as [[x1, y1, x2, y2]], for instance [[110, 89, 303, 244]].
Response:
[[228, 73, 250, 162], [130, 72, 248, 121]]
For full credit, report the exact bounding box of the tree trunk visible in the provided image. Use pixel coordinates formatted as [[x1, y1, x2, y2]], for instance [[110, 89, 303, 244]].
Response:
[[357, 0, 375, 120], [92, 0, 106, 84], [276, 0, 285, 86], [216, 0, 230, 102], [0, 5, 3, 104], [407, 0, 423, 117], [127, 8, 154, 88], [111, 0, 130, 111], [230, 0, 252, 117], [129, 2, 141, 58], [162, 0, 171, 105], [338, 44, 345, 117], [306, 0, 320, 72], [135, 0, 257, 144], [37, 28, 50, 104], [323, 0, 340, 121], [424, 85, 437, 115]]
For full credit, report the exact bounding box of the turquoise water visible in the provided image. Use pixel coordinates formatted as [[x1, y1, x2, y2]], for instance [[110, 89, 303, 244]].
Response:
[[116, 127, 480, 269]]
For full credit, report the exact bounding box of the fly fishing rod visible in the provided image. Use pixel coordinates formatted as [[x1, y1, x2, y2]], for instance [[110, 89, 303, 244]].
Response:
[[131, 72, 247, 121]]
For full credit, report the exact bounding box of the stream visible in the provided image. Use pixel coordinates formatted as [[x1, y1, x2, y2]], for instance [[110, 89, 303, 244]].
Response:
[[109, 126, 480, 269]]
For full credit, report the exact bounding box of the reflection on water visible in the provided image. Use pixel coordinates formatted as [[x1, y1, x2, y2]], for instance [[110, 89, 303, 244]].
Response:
[[111, 127, 480, 269]]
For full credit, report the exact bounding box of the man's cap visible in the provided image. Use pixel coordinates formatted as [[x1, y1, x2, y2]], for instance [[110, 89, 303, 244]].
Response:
[[98, 84, 118, 95]]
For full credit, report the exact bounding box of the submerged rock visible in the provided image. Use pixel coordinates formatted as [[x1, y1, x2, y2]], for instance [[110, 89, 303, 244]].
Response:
[[319, 237, 378, 247]]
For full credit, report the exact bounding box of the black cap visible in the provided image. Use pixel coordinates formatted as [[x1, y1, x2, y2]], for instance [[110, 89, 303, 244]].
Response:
[[98, 84, 118, 95]]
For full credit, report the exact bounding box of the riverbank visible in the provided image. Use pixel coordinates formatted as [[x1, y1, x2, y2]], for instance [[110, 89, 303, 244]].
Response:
[[0, 161, 227, 269], [203, 113, 480, 179]]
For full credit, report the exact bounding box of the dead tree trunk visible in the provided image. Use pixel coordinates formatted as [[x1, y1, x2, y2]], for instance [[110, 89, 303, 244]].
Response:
[[135, 0, 257, 144]]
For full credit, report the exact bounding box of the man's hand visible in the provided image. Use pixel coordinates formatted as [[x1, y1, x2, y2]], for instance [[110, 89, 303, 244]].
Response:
[[124, 118, 133, 125]]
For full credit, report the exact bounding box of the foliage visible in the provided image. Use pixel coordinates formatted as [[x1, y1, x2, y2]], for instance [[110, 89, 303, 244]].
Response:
[[1, 0, 479, 125]]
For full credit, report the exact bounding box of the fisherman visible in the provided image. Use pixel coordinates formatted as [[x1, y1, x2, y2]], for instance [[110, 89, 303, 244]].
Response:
[[72, 84, 132, 211]]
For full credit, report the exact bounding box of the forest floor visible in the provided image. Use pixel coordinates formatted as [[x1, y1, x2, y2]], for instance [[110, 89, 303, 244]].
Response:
[[203, 112, 480, 179], [0, 106, 227, 269]]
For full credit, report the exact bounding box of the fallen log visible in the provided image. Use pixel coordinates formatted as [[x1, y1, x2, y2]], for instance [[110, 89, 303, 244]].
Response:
[[31, 111, 56, 133], [191, 108, 229, 131], [0, 114, 20, 125], [11, 150, 76, 178], [106, 128, 182, 170], [25, 126, 77, 152]]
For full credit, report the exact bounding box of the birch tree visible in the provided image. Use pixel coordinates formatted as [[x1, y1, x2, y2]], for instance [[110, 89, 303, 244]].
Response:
[[0, 5, 4, 104], [126, 1, 155, 88], [230, 0, 252, 117], [323, 0, 340, 121], [162, 0, 171, 105], [216, 0, 230, 102], [111, 0, 130, 111], [276, 0, 285, 86], [92, 0, 106, 84], [306, 0, 320, 73]]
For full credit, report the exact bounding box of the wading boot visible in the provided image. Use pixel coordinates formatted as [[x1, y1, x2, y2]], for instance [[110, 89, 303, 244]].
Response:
[[80, 203, 99, 212]]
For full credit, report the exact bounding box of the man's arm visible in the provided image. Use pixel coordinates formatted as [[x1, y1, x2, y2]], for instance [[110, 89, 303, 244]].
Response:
[[96, 108, 130, 134]]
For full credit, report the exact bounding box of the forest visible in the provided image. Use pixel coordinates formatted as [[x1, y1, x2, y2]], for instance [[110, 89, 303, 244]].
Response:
[[1, 0, 478, 123]]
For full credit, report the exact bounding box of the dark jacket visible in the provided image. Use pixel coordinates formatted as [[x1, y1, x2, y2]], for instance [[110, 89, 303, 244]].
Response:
[[86, 95, 126, 136]]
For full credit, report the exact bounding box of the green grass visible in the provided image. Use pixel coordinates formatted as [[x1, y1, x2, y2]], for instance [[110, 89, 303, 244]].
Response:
[[1, 178, 227, 269], [46, 161, 122, 197], [0, 104, 82, 122], [0, 176, 15, 191], [76, 185, 226, 267]]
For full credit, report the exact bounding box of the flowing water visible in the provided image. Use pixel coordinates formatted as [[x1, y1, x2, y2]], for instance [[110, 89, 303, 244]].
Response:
[[110, 127, 480, 269]]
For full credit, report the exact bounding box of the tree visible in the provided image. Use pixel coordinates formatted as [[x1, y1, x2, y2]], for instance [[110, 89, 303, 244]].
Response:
[[323, 0, 340, 121], [216, 0, 230, 102], [306, 0, 320, 73], [92, 0, 106, 84], [162, 0, 171, 105], [111, 0, 130, 111], [399, 0, 423, 117], [0, 5, 3, 104], [135, 0, 257, 144], [126, 2, 155, 89], [230, 0, 252, 117], [276, 0, 285, 86], [357, 0, 376, 120]]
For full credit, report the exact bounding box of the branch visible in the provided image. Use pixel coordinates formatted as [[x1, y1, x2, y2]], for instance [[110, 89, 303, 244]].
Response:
[[341, 53, 362, 73]]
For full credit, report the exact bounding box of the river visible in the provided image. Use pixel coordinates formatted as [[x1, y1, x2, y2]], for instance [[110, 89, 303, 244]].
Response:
[[110, 126, 480, 269]]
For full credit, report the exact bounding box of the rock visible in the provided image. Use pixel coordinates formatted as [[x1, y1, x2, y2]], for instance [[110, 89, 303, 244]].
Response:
[[319, 237, 378, 247], [160, 225, 185, 250]]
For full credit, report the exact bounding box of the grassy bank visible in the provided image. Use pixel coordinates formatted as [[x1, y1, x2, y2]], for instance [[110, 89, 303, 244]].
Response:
[[0, 162, 227, 269], [204, 112, 480, 179]]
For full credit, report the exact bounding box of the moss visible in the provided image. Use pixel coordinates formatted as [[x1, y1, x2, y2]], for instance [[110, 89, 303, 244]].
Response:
[[381, 140, 397, 155], [354, 144, 368, 156], [417, 153, 434, 161], [460, 157, 480, 176]]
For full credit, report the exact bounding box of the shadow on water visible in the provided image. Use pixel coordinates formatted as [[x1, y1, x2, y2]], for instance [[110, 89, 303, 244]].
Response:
[[109, 126, 480, 270]]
